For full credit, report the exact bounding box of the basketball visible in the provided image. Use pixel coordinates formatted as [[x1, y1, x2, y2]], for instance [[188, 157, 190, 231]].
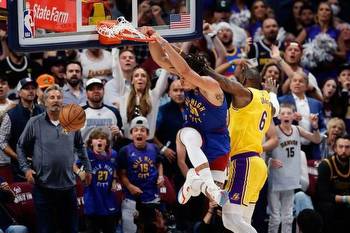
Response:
[[59, 104, 86, 132]]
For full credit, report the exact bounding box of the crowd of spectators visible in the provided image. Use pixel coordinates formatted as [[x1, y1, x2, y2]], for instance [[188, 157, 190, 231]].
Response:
[[1, 0, 350, 233]]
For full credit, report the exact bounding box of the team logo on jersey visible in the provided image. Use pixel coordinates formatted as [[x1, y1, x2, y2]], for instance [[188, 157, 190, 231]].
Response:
[[185, 97, 206, 123]]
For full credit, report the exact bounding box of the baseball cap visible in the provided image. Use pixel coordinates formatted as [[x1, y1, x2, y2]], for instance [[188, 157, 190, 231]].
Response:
[[36, 74, 55, 89], [215, 0, 231, 12], [16, 77, 38, 92], [86, 78, 103, 90], [130, 116, 149, 131]]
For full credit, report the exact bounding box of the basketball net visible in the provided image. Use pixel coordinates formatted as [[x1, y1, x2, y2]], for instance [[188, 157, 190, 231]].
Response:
[[96, 17, 155, 45]]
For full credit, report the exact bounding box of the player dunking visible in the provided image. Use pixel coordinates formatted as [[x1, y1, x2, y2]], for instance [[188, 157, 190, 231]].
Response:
[[183, 56, 274, 232], [142, 27, 230, 206]]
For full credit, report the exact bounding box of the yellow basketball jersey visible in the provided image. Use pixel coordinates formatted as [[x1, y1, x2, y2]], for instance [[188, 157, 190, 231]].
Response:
[[228, 88, 272, 157]]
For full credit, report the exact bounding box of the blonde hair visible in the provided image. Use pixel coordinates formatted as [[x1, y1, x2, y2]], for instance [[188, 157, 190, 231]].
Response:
[[327, 117, 346, 134], [127, 67, 152, 122]]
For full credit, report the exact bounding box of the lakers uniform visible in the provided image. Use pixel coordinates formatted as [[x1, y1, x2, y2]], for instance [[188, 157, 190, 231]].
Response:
[[226, 88, 271, 205]]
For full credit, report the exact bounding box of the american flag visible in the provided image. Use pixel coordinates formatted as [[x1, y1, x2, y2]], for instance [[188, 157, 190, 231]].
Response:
[[170, 14, 191, 29]]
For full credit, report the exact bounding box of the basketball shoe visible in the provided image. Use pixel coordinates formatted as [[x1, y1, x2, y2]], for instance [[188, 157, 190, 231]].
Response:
[[178, 168, 200, 204]]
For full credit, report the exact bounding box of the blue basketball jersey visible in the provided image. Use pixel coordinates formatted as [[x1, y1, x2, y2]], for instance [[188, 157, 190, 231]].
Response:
[[84, 149, 119, 216], [119, 143, 161, 202], [225, 47, 242, 75], [183, 90, 230, 161]]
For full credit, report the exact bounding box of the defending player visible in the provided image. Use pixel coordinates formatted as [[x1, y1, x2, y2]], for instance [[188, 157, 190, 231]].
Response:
[[142, 27, 230, 207]]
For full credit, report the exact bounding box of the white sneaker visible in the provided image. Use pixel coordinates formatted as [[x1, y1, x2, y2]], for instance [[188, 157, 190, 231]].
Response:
[[205, 185, 229, 207], [177, 168, 198, 204]]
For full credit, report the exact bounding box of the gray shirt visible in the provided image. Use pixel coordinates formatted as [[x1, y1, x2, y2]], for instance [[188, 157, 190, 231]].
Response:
[[17, 112, 91, 190]]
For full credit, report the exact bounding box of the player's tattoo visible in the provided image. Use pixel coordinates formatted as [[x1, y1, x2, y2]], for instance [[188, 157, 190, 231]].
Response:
[[215, 93, 224, 104]]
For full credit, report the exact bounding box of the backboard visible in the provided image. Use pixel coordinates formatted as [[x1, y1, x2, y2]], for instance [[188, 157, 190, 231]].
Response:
[[7, 0, 202, 52]]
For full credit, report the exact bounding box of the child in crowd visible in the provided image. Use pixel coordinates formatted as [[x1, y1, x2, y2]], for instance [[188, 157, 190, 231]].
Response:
[[83, 128, 120, 233], [267, 104, 321, 233], [118, 116, 164, 233]]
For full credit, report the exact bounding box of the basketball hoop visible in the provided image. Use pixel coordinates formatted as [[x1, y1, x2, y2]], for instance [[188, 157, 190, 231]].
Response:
[[96, 17, 155, 45]]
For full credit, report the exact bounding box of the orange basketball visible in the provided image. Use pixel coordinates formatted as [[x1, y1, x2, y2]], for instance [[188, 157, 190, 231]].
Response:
[[59, 104, 86, 132]]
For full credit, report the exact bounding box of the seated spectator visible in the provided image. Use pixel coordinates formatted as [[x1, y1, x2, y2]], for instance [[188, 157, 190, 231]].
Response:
[[320, 117, 346, 159], [337, 64, 350, 134], [316, 135, 350, 233], [0, 176, 28, 233], [83, 129, 120, 233], [278, 72, 326, 160], [296, 209, 323, 233], [118, 117, 164, 233], [134, 202, 167, 233], [299, 4, 315, 30]]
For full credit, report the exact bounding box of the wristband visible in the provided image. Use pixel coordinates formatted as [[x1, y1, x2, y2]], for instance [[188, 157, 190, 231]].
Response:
[[160, 146, 167, 155]]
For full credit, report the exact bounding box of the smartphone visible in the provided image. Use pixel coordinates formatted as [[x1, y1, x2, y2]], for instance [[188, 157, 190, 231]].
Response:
[[248, 58, 258, 68]]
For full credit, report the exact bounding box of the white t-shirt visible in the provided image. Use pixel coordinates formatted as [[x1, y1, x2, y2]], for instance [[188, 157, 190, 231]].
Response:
[[79, 49, 113, 83]]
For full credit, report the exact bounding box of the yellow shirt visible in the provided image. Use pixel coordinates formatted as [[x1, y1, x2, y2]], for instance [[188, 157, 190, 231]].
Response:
[[228, 88, 272, 157]]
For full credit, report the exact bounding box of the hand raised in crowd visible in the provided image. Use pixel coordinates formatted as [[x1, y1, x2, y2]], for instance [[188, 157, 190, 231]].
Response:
[[151, 5, 162, 18], [110, 124, 122, 137], [25, 169, 36, 184], [127, 184, 143, 196], [293, 112, 302, 122], [263, 77, 279, 94], [270, 45, 282, 62], [203, 22, 214, 35], [157, 175, 165, 187], [309, 113, 319, 129], [163, 148, 176, 163]]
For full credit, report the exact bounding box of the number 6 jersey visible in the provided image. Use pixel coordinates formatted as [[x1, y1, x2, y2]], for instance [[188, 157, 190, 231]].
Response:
[[228, 88, 272, 157]]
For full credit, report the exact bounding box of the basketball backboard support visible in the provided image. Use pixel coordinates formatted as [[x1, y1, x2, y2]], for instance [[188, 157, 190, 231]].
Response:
[[7, 0, 202, 52]]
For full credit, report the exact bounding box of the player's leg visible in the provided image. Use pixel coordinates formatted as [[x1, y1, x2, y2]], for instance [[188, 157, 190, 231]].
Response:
[[222, 203, 258, 233], [177, 127, 228, 206], [243, 203, 256, 224], [268, 190, 281, 233]]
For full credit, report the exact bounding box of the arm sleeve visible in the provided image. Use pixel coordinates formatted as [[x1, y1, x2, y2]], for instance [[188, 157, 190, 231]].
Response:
[[16, 119, 35, 173], [0, 114, 11, 150], [317, 160, 335, 203], [74, 131, 92, 172]]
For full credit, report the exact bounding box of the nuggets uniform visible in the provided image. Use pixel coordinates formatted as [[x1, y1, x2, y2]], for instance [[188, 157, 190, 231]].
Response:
[[183, 89, 230, 170], [226, 88, 271, 205]]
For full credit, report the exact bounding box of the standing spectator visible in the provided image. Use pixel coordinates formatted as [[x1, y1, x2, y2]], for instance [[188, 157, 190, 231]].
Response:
[[104, 49, 137, 106], [321, 78, 347, 122], [0, 76, 15, 169], [278, 72, 326, 160], [0, 176, 28, 233], [63, 61, 86, 106], [83, 129, 120, 233], [316, 135, 350, 233], [81, 78, 123, 146], [283, 0, 305, 37], [267, 104, 321, 233], [111, 63, 168, 140], [0, 48, 42, 99], [260, 61, 284, 96], [35, 74, 56, 106], [275, 41, 323, 101], [43, 57, 66, 87], [0, 78, 44, 181], [79, 48, 113, 84], [299, 4, 315, 30], [17, 84, 92, 233], [248, 17, 283, 71], [337, 64, 350, 133], [118, 116, 164, 233]]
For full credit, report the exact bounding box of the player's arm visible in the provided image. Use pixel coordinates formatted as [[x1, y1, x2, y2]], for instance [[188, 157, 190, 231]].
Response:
[[263, 121, 279, 152], [156, 35, 221, 91]]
